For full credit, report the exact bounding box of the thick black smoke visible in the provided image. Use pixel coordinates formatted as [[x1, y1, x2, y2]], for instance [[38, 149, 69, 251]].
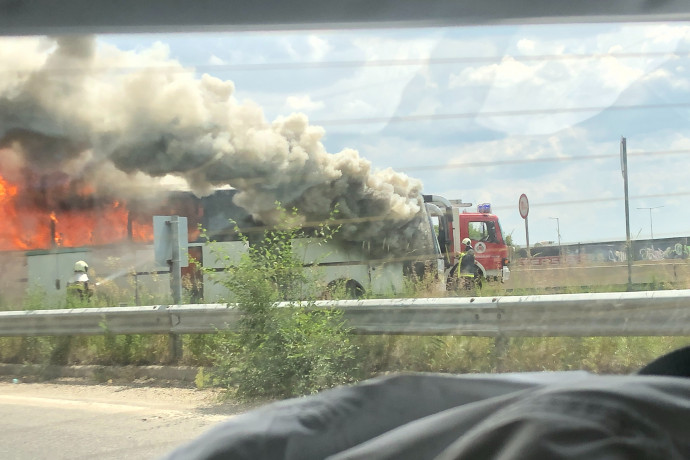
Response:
[[0, 36, 434, 257]]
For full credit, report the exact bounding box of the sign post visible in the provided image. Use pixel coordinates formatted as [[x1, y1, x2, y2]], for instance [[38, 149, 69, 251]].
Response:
[[153, 215, 188, 361], [519, 194, 530, 258], [620, 137, 633, 291]]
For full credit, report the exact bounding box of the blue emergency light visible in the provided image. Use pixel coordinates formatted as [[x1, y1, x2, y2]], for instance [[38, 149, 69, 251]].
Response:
[[477, 203, 491, 214]]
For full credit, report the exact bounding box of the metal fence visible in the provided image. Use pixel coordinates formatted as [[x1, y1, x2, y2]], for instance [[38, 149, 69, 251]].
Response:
[[2, 290, 690, 338]]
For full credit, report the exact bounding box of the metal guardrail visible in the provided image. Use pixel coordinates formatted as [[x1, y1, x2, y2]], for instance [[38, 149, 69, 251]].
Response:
[[2, 290, 690, 337]]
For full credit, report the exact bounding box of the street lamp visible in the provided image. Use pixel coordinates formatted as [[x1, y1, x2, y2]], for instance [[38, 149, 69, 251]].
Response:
[[549, 217, 562, 261], [636, 206, 663, 243]]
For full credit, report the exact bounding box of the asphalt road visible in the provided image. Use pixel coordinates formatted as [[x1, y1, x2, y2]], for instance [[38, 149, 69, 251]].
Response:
[[0, 379, 257, 459]]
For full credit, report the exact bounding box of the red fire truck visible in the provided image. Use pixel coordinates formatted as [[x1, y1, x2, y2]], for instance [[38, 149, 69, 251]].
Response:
[[426, 196, 510, 284], [459, 203, 510, 282]]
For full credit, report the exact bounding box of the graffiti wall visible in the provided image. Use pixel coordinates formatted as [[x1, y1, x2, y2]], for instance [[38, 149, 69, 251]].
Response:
[[517, 237, 690, 265]]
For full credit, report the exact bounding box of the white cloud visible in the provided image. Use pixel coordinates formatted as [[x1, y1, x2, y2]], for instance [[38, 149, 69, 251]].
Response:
[[208, 54, 225, 66], [641, 24, 690, 46], [449, 56, 540, 88], [342, 98, 377, 116], [517, 38, 536, 53], [285, 95, 325, 111], [314, 35, 439, 130], [279, 37, 300, 60], [598, 56, 645, 90], [444, 24, 690, 135], [308, 35, 331, 61]]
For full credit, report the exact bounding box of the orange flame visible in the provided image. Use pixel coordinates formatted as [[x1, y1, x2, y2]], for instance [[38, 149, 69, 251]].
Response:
[[50, 211, 62, 247], [0, 171, 146, 251], [0, 170, 204, 251], [0, 176, 17, 199], [0, 174, 31, 250]]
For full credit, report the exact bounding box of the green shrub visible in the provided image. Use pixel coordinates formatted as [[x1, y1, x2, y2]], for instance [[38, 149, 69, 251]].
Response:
[[203, 206, 362, 399]]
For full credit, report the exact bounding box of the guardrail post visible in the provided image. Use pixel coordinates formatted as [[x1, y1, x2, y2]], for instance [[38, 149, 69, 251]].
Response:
[[167, 307, 183, 364], [493, 334, 509, 372]]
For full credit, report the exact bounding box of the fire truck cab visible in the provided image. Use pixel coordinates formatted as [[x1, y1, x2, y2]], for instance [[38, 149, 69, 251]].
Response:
[[458, 203, 510, 282], [423, 197, 510, 285]]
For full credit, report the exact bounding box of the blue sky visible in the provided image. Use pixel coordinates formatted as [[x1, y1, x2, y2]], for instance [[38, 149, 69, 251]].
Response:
[[10, 22, 690, 247]]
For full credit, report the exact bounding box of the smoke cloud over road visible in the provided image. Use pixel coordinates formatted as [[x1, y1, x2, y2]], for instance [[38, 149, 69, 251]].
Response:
[[0, 36, 433, 257]]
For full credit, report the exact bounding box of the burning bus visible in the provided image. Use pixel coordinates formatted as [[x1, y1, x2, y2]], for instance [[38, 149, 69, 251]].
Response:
[[4, 187, 464, 302]]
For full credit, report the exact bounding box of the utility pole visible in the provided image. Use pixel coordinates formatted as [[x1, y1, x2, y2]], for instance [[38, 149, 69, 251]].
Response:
[[620, 137, 632, 291], [549, 217, 562, 262], [637, 206, 663, 248], [519, 194, 530, 257]]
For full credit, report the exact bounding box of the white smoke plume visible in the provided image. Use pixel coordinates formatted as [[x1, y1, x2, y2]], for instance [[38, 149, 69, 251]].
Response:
[[0, 36, 433, 257]]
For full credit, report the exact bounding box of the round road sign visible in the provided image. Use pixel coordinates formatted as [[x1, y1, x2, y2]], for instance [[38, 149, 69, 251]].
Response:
[[519, 194, 529, 219]]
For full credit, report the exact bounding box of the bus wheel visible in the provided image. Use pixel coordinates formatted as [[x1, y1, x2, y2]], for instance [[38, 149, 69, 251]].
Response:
[[325, 279, 365, 299]]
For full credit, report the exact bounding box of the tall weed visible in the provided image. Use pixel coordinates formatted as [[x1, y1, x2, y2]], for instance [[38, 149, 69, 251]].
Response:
[[202, 206, 362, 399]]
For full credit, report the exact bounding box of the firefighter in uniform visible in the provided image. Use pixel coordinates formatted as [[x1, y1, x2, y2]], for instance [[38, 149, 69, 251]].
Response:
[[457, 238, 478, 290], [67, 260, 93, 301]]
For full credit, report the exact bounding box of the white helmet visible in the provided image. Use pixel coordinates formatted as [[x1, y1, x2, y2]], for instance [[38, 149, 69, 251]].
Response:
[[462, 238, 472, 246], [74, 260, 89, 273]]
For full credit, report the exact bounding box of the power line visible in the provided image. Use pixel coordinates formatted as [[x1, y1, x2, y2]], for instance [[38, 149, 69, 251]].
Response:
[[11, 49, 690, 75], [312, 101, 690, 126], [397, 149, 690, 172], [492, 191, 690, 211], [86, 97, 688, 133], [401, 154, 612, 171], [192, 50, 690, 72]]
